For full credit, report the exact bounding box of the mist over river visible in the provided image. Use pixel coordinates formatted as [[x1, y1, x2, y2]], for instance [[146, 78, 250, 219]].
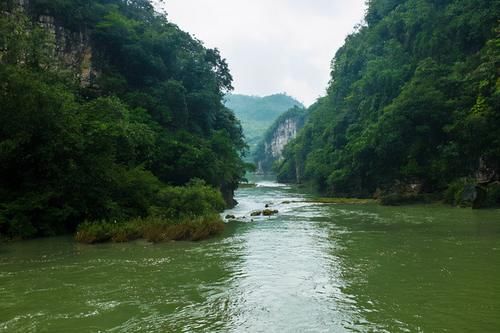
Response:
[[1, 176, 499, 332]]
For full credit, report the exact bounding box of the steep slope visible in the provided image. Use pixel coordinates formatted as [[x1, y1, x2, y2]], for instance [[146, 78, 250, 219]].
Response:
[[278, 0, 499, 206], [0, 0, 246, 238], [224, 93, 303, 154], [254, 106, 307, 173]]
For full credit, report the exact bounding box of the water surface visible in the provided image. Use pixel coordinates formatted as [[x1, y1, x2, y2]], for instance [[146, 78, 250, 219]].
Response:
[[1, 177, 499, 332]]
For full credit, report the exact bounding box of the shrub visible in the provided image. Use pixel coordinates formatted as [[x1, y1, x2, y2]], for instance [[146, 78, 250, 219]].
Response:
[[443, 178, 474, 205], [152, 179, 226, 218], [75, 221, 114, 244]]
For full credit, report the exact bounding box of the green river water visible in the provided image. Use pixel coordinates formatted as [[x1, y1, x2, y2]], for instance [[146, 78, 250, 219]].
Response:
[[1, 177, 500, 332]]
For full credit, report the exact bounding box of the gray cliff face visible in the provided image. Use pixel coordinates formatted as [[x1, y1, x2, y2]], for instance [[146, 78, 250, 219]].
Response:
[[38, 15, 97, 86], [265, 117, 299, 159], [255, 108, 306, 174], [10, 0, 98, 86]]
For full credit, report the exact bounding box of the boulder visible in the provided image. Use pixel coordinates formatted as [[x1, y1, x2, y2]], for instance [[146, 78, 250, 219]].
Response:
[[263, 209, 279, 216]]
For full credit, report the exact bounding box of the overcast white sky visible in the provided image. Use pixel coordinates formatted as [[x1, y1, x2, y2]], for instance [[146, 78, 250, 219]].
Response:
[[157, 1, 367, 106]]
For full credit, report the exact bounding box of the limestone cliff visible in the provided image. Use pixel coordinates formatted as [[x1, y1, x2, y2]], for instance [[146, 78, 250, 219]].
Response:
[[224, 93, 304, 157], [254, 106, 306, 173], [38, 15, 97, 86], [7, 0, 98, 86]]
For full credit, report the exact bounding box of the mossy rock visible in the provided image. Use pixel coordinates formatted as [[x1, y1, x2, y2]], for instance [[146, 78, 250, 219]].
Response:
[[263, 209, 279, 216]]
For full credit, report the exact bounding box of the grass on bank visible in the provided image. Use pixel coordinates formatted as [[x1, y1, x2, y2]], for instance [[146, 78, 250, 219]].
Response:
[[75, 215, 224, 244], [73, 178, 228, 244]]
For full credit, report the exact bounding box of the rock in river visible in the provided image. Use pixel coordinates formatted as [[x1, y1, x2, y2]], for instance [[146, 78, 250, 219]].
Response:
[[263, 209, 279, 216]]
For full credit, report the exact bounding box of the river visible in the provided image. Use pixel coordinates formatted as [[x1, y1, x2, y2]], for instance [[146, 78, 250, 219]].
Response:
[[1, 177, 500, 332]]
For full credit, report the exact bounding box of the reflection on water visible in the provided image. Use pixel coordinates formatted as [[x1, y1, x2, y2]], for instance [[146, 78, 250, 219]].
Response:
[[224, 179, 364, 332], [1, 176, 500, 332]]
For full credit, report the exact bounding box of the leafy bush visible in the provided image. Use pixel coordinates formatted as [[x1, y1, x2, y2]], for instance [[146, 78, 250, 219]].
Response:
[[152, 179, 226, 218], [75, 221, 114, 244], [443, 178, 481, 207], [444, 179, 469, 205]]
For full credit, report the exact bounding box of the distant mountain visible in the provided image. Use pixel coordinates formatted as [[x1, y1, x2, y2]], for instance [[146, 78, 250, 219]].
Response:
[[224, 93, 304, 156]]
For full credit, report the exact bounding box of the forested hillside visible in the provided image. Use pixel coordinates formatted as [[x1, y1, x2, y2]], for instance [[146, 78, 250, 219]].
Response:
[[0, 0, 247, 238], [277, 0, 499, 206], [225, 93, 303, 155]]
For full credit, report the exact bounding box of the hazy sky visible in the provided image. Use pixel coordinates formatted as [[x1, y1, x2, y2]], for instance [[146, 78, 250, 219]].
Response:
[[158, 1, 367, 106]]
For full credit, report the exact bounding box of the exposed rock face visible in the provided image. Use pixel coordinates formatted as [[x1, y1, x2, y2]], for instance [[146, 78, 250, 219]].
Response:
[[255, 107, 306, 173], [8, 1, 98, 87], [38, 15, 97, 87], [266, 117, 298, 159]]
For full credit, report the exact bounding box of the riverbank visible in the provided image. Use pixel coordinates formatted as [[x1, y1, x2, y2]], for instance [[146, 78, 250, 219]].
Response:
[[282, 179, 500, 209], [306, 193, 500, 209]]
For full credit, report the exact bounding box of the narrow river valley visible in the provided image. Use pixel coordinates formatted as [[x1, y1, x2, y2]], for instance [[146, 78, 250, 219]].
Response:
[[1, 176, 500, 332]]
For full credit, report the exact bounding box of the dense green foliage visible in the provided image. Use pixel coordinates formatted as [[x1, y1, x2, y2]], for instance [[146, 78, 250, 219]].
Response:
[[0, 0, 247, 238], [253, 106, 307, 172], [224, 93, 303, 155], [278, 0, 499, 204]]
